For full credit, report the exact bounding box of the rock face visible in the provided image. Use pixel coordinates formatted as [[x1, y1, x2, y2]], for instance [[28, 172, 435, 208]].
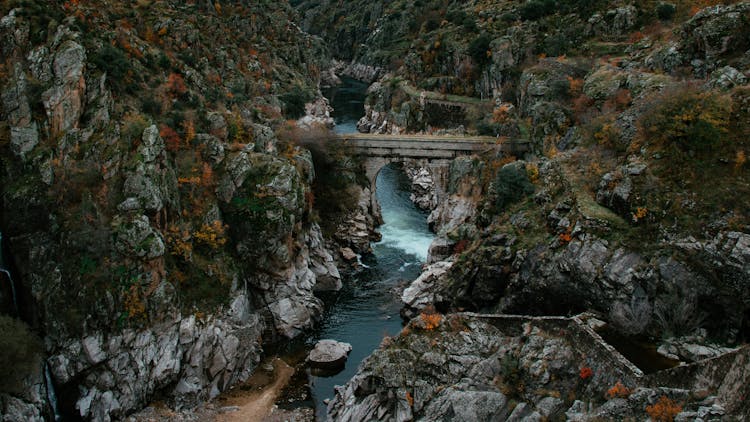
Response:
[[328, 313, 733, 422], [414, 156, 750, 347], [340, 61, 384, 84], [401, 261, 453, 318], [334, 186, 381, 254], [355, 81, 408, 134], [297, 96, 335, 130], [428, 158, 480, 228], [0, 2, 341, 419], [308, 339, 352, 369], [47, 294, 263, 420], [424, 156, 487, 262], [587, 6, 638, 41], [2, 64, 39, 160], [403, 161, 436, 211], [42, 39, 86, 137]]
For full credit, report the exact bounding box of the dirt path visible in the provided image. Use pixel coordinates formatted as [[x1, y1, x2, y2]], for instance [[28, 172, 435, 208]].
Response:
[[214, 358, 295, 422]]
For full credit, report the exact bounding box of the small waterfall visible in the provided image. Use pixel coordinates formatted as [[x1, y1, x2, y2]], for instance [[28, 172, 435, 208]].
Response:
[[0, 232, 18, 312], [44, 363, 62, 422]]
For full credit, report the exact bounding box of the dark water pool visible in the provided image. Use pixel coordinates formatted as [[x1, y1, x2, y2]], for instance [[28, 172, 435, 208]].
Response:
[[323, 76, 369, 134], [597, 327, 681, 374]]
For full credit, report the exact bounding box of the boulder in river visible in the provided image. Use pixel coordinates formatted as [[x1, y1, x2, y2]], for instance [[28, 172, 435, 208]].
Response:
[[308, 340, 352, 370]]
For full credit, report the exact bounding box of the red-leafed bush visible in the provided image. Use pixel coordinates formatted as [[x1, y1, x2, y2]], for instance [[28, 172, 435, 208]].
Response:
[[579, 366, 593, 380]]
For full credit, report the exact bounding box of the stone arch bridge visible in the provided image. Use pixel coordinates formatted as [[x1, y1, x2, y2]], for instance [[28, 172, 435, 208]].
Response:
[[337, 133, 531, 211]]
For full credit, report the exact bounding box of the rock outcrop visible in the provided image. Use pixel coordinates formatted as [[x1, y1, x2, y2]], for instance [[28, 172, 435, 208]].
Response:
[[297, 96, 335, 130], [308, 339, 352, 369], [329, 313, 740, 421], [400, 261, 453, 318], [48, 295, 263, 420], [403, 161, 436, 212], [334, 186, 381, 255]]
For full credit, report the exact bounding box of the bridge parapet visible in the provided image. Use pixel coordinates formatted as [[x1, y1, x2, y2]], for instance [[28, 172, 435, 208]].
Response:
[[338, 134, 530, 159]]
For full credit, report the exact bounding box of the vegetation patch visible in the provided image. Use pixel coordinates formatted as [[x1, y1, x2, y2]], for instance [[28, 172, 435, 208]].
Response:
[[0, 316, 41, 395]]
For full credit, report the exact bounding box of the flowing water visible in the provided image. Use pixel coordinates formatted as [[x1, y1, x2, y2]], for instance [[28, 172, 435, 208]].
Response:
[[300, 79, 435, 420], [45, 363, 62, 422], [0, 231, 18, 313], [305, 165, 434, 419]]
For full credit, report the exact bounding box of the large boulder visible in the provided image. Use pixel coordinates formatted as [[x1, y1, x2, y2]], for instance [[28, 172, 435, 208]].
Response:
[[680, 3, 750, 62], [308, 340, 352, 369]]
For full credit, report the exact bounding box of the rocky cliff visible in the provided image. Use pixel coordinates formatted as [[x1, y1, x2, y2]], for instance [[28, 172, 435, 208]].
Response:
[[329, 313, 747, 421], [308, 1, 750, 419], [0, 0, 345, 419]]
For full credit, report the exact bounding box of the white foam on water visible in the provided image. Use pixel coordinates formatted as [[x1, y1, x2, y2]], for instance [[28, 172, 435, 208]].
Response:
[[377, 225, 433, 263], [374, 165, 435, 263]]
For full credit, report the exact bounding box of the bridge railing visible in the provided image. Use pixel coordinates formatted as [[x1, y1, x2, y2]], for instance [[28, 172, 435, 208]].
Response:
[[336, 133, 530, 159]]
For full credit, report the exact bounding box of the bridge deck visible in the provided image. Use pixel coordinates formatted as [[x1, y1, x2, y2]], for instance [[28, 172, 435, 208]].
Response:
[[338, 133, 529, 159], [340, 133, 502, 143]]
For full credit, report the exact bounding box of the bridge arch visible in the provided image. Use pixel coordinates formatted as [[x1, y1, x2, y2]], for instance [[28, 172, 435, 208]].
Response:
[[338, 133, 530, 217], [364, 157, 452, 221]]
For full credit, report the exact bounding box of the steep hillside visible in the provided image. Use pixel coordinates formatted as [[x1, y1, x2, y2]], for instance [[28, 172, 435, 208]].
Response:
[[298, 1, 750, 419], [0, 0, 355, 419]]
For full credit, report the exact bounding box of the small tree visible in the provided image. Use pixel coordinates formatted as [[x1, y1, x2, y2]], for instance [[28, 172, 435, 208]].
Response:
[[646, 396, 682, 422], [468, 34, 492, 66], [493, 164, 535, 209], [656, 3, 676, 21]]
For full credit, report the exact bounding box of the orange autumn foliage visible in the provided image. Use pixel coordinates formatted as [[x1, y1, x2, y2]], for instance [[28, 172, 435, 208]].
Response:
[[194, 220, 228, 250], [405, 391, 414, 407], [167, 73, 187, 97], [182, 120, 196, 144], [646, 396, 682, 422], [160, 124, 181, 152], [420, 312, 443, 330], [200, 163, 214, 187], [606, 381, 631, 399]]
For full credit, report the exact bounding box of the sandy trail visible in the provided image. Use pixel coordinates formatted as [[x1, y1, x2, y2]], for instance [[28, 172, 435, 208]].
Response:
[[214, 358, 295, 422]]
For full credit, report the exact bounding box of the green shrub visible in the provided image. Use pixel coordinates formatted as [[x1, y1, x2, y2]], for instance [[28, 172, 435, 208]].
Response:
[[493, 164, 535, 209], [519, 0, 556, 21], [423, 17, 440, 32], [538, 33, 574, 57], [477, 121, 503, 136], [639, 89, 731, 153], [656, 3, 676, 21], [468, 34, 492, 66], [0, 316, 41, 394], [463, 18, 478, 32], [12, 0, 64, 45], [141, 98, 162, 116], [446, 10, 467, 24], [280, 89, 313, 119], [121, 112, 149, 144], [91, 45, 129, 81], [518, 0, 606, 20]]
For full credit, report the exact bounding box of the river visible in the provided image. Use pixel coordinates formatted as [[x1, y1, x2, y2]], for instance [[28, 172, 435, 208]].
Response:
[[301, 78, 435, 419]]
